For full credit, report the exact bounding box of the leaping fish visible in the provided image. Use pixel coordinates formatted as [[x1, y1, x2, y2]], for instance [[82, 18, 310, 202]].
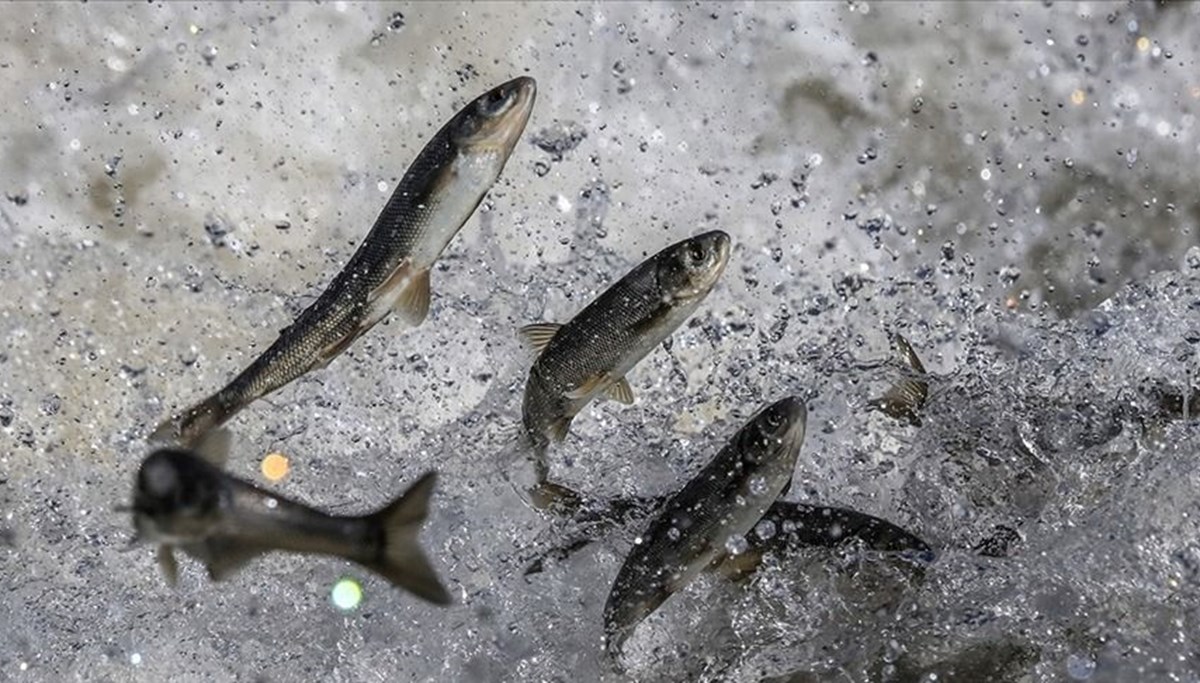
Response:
[[520, 230, 731, 479], [602, 396, 807, 659], [153, 76, 537, 446], [127, 432, 451, 605]]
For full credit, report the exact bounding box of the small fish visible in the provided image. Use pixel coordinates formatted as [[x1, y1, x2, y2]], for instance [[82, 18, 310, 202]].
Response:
[[153, 76, 538, 446], [602, 396, 807, 658], [867, 332, 928, 425], [520, 230, 731, 471], [128, 433, 450, 604], [717, 501, 935, 579]]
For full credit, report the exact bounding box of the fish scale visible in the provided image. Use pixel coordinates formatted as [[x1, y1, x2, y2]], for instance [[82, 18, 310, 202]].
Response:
[[152, 76, 537, 446], [602, 396, 808, 658], [521, 230, 731, 465]]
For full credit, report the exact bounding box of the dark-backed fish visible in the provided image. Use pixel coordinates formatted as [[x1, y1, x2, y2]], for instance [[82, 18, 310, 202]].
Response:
[[520, 231, 731, 469], [128, 434, 450, 604], [717, 501, 934, 579], [602, 396, 806, 658], [153, 76, 537, 446], [867, 332, 928, 425]]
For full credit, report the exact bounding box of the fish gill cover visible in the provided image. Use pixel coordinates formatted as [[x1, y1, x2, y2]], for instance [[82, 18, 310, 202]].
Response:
[[0, 2, 1198, 682]]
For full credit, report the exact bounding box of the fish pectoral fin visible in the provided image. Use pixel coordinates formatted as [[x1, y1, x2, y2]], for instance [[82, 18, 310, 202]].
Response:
[[713, 549, 765, 582], [518, 323, 563, 355], [604, 377, 635, 405], [192, 427, 233, 467], [563, 374, 610, 401], [157, 546, 180, 586], [366, 260, 432, 328], [313, 329, 364, 371], [185, 538, 267, 582]]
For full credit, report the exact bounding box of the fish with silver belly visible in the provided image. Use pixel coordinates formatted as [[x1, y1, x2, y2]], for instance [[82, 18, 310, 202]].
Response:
[[520, 230, 731, 474], [152, 76, 537, 447], [602, 396, 807, 658], [127, 433, 450, 604]]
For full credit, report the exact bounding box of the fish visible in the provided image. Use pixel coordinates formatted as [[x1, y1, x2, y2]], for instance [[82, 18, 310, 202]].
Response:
[[127, 431, 451, 605], [716, 501, 935, 579], [520, 230, 731, 474], [602, 396, 807, 658], [152, 76, 538, 447], [867, 332, 928, 425]]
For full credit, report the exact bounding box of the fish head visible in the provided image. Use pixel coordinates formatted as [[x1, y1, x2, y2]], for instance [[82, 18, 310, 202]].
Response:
[[739, 395, 808, 465], [654, 230, 731, 304], [132, 449, 222, 542], [450, 76, 537, 156]]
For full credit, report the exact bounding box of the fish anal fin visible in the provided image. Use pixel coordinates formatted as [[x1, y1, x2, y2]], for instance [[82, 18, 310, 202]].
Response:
[[518, 323, 563, 354], [158, 545, 179, 586], [605, 377, 635, 405], [367, 260, 431, 328], [367, 471, 451, 605]]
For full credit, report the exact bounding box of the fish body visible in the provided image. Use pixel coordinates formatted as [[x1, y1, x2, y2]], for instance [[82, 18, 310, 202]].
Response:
[[520, 231, 731, 461], [130, 443, 450, 604], [602, 396, 807, 657], [153, 76, 537, 446], [718, 501, 934, 579]]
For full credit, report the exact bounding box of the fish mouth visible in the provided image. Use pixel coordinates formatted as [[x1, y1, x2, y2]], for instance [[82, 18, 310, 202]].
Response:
[[460, 76, 537, 153], [774, 395, 809, 455]]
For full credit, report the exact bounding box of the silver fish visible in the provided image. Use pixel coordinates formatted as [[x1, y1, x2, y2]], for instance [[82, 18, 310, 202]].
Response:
[[867, 332, 928, 425], [129, 433, 450, 604], [520, 231, 731, 469], [602, 396, 807, 658], [153, 76, 537, 446]]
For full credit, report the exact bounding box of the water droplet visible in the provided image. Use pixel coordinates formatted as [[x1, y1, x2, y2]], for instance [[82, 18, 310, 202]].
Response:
[[387, 11, 405, 31], [724, 535, 749, 555]]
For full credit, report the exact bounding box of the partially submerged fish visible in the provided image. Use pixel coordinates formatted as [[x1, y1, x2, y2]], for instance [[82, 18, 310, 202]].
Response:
[[128, 433, 450, 604], [717, 501, 934, 579], [153, 76, 538, 446], [602, 396, 807, 658], [867, 332, 928, 425], [520, 230, 731, 473]]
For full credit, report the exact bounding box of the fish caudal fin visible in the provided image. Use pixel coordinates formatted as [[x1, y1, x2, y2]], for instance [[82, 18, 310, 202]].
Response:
[[366, 261, 431, 329], [149, 396, 233, 448], [366, 471, 451, 605]]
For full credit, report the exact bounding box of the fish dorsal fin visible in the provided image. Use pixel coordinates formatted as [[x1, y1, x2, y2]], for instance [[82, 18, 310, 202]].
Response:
[[183, 537, 267, 581], [605, 377, 635, 405], [158, 545, 180, 586], [518, 323, 563, 354], [193, 427, 232, 467], [365, 260, 432, 328]]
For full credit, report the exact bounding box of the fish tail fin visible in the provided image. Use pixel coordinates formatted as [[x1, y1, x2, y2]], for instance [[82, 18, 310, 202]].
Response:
[[149, 395, 234, 447], [365, 471, 451, 605]]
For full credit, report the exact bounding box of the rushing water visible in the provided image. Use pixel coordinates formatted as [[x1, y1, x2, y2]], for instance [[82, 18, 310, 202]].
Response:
[[1, 2, 1198, 681]]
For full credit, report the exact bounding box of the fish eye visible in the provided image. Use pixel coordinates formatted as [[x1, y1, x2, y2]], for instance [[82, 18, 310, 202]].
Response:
[[763, 409, 784, 431], [141, 458, 179, 498], [687, 243, 707, 263], [479, 88, 511, 115]]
